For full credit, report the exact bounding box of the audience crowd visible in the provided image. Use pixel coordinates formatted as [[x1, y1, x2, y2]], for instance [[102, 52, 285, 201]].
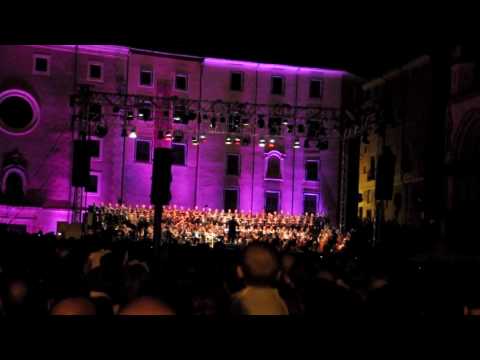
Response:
[[0, 206, 474, 316]]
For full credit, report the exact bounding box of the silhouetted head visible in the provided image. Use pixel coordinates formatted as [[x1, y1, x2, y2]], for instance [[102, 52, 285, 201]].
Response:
[[119, 296, 175, 315], [50, 297, 96, 315], [237, 243, 280, 287]]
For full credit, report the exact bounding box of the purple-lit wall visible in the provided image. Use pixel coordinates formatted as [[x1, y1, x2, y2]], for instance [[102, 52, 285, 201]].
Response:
[[0, 45, 349, 233]]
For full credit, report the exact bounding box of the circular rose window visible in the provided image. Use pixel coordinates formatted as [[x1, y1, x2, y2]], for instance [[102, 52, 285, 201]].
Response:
[[0, 90, 40, 135]]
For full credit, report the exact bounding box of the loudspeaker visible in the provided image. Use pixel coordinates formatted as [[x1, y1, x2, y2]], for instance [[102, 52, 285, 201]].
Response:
[[72, 140, 91, 187], [375, 146, 396, 200], [151, 147, 173, 205]]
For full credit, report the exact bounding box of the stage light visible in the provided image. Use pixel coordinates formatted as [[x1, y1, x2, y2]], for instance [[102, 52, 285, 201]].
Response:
[[259, 138, 266, 147], [269, 138, 275, 144], [304, 138, 310, 148], [199, 134, 207, 140], [165, 131, 172, 140], [192, 136, 199, 146], [95, 123, 108, 138], [242, 118, 249, 126], [129, 128, 137, 139], [127, 111, 134, 120], [268, 143, 275, 149], [282, 118, 289, 126], [210, 116, 217, 128], [225, 136, 232, 145], [234, 136, 241, 145], [293, 139, 300, 149]]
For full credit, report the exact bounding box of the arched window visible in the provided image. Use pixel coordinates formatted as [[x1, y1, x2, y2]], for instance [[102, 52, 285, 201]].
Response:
[[2, 168, 26, 204], [265, 152, 283, 180]]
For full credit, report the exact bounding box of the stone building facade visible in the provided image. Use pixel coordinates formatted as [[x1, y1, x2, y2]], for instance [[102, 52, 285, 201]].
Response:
[[0, 45, 356, 233]]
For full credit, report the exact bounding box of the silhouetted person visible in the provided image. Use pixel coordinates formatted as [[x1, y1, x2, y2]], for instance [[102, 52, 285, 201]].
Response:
[[50, 297, 96, 315], [119, 296, 175, 315], [231, 243, 288, 315], [228, 216, 238, 244]]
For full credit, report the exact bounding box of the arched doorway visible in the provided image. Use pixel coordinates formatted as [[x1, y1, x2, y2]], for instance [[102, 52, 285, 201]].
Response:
[[2, 169, 25, 204], [450, 109, 480, 252]]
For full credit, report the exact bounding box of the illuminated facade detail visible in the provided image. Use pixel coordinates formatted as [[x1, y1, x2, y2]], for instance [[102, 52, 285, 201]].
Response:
[[0, 44, 356, 232]]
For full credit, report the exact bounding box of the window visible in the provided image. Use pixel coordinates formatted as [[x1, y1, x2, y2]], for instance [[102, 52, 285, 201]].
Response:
[[33, 55, 49, 75], [266, 155, 282, 179], [226, 154, 240, 176], [85, 174, 98, 194], [303, 193, 318, 215], [175, 73, 188, 91], [230, 72, 244, 91], [88, 139, 101, 160], [224, 189, 238, 211], [368, 156, 376, 180], [309, 79, 323, 98], [271, 76, 284, 95], [88, 62, 103, 81], [171, 143, 186, 166], [140, 68, 153, 87], [305, 160, 319, 181], [0, 89, 40, 135], [265, 191, 280, 213], [135, 140, 151, 163]]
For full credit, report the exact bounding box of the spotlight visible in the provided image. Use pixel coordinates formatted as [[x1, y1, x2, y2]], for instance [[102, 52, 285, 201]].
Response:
[[304, 138, 310, 148], [138, 107, 151, 120], [259, 138, 266, 147], [192, 136, 199, 146], [225, 136, 232, 145], [268, 142, 275, 149], [293, 139, 300, 149], [298, 124, 305, 133], [282, 118, 289, 126], [165, 131, 172, 141], [269, 138, 275, 144], [234, 136, 241, 145], [210, 116, 217, 129], [127, 111, 134, 120], [199, 134, 207, 140], [129, 128, 137, 139], [95, 123, 108, 138], [242, 118, 249, 127]]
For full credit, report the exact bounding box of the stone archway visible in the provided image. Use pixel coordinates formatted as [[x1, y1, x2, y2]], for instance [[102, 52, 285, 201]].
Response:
[[449, 109, 480, 252]]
